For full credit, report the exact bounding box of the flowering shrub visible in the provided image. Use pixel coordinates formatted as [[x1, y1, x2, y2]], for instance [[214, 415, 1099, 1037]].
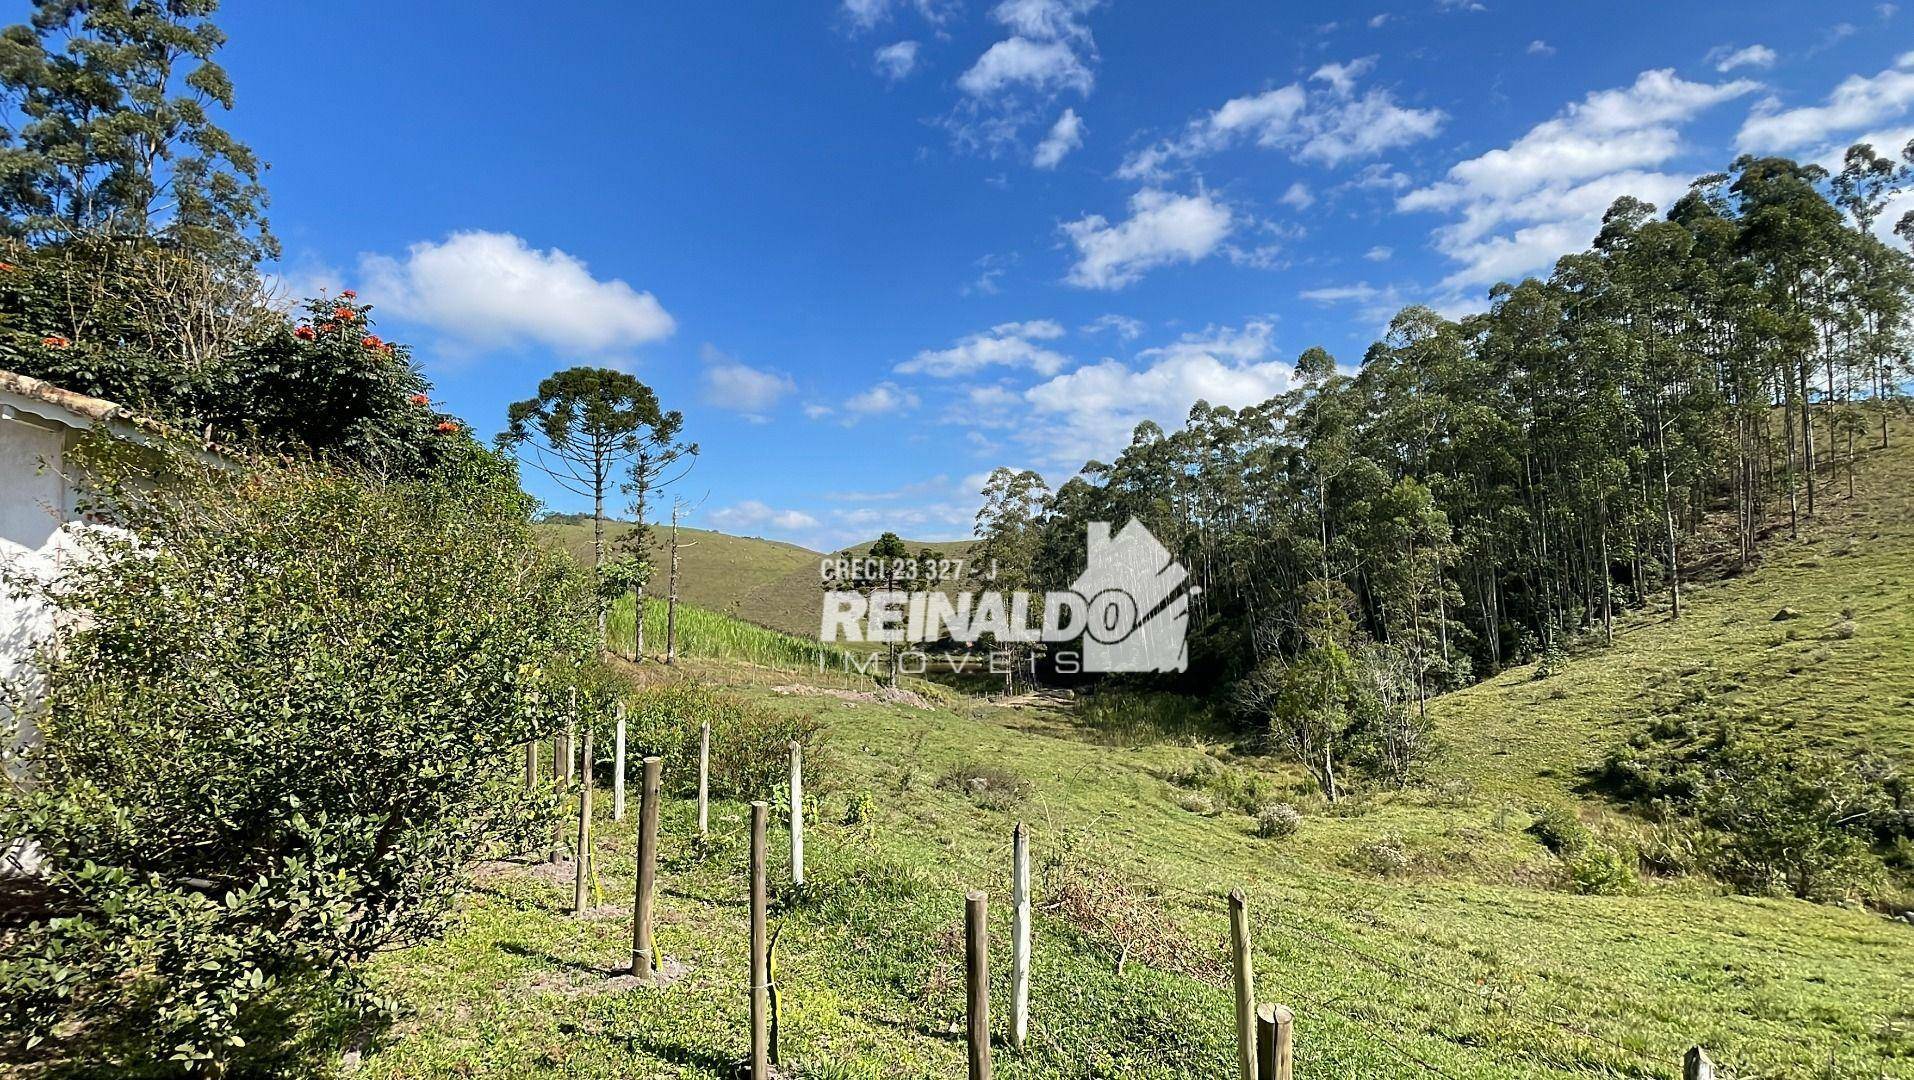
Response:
[[0, 438, 596, 1073], [0, 239, 466, 478]]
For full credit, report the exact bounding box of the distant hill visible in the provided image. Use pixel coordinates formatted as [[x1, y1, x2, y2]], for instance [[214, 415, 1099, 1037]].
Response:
[[534, 517, 970, 638]]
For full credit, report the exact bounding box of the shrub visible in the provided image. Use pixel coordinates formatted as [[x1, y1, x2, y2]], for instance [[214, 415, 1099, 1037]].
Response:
[[1350, 836, 1411, 876], [937, 762, 1032, 811], [0, 444, 594, 1073], [622, 683, 827, 802], [1254, 802, 1303, 840], [843, 790, 877, 827], [1566, 842, 1639, 895], [1076, 689, 1215, 746], [1526, 804, 1592, 857]]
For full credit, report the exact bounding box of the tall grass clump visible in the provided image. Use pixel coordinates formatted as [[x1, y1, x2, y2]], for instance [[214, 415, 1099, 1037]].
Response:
[[1076, 688, 1218, 746], [621, 681, 829, 800], [608, 595, 849, 671]]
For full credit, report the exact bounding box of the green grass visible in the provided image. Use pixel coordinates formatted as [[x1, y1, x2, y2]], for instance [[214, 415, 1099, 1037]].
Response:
[[606, 594, 850, 672], [358, 431, 1914, 1078]]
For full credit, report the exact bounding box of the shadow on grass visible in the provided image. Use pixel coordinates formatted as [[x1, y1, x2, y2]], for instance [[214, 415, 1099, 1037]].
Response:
[[495, 940, 615, 976]]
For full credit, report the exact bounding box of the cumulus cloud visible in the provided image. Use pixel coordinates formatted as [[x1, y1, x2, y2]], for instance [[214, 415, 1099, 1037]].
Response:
[[358, 231, 674, 353], [707, 500, 820, 534], [1117, 60, 1442, 178], [1280, 181, 1316, 210], [1399, 69, 1758, 287], [1061, 188, 1235, 289], [700, 344, 795, 418], [843, 381, 921, 416], [874, 40, 920, 80], [840, 0, 954, 32], [1033, 108, 1085, 168], [1711, 43, 1777, 72], [949, 1, 1101, 156], [959, 37, 1093, 97], [1081, 313, 1145, 339], [896, 320, 1071, 377], [1736, 51, 1914, 151], [1016, 321, 1288, 464]]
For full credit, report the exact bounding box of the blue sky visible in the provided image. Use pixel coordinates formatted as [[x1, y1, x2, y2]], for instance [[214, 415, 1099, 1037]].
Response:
[[165, 2, 1914, 549]]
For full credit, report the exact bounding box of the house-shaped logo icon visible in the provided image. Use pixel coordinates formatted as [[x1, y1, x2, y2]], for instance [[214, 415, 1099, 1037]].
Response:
[[1069, 521, 1190, 673]]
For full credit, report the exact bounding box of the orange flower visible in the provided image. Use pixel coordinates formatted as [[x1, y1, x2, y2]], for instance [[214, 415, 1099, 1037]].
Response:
[[340, 288, 357, 300], [361, 334, 383, 349], [435, 420, 460, 434], [294, 324, 316, 341], [409, 393, 430, 406], [318, 321, 336, 333], [332, 305, 354, 321], [0, 262, 17, 272], [41, 335, 68, 348]]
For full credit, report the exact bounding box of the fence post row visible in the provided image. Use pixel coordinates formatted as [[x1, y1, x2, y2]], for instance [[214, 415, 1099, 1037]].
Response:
[[1010, 822, 1031, 1053], [1229, 888, 1256, 1080], [613, 703, 627, 822], [790, 741, 805, 887], [966, 889, 992, 1080], [573, 724, 594, 916], [749, 801, 771, 1079], [631, 756, 663, 980]]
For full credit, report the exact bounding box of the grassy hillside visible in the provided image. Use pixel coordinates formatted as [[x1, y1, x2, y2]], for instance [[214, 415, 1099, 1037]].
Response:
[[536, 520, 972, 638], [360, 438, 1914, 1078]]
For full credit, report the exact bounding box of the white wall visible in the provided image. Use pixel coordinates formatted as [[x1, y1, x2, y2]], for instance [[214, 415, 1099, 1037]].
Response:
[[1, 414, 72, 781]]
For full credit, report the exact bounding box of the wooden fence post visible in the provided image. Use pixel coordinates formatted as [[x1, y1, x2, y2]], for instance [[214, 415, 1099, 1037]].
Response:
[[613, 704, 627, 822], [697, 720, 710, 838], [573, 724, 594, 916], [966, 889, 992, 1080], [524, 737, 538, 790], [1010, 822, 1031, 1053], [1683, 1046, 1714, 1080], [630, 756, 662, 980], [548, 723, 566, 864], [1256, 1003, 1292, 1080], [749, 801, 770, 1079], [562, 691, 577, 787], [1229, 889, 1256, 1080], [790, 741, 805, 887]]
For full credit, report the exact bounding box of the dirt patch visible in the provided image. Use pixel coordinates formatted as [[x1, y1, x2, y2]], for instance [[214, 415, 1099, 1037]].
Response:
[[770, 683, 932, 709]]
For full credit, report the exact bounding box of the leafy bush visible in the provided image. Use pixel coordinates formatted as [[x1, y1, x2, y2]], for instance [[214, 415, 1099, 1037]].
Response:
[[1166, 754, 1274, 815], [1254, 802, 1303, 840], [1595, 720, 1904, 903], [1526, 804, 1592, 857], [1566, 842, 1639, 895], [0, 443, 594, 1073], [621, 682, 827, 802]]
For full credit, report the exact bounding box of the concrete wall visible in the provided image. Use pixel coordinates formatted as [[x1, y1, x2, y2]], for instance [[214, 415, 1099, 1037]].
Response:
[[1, 413, 73, 781]]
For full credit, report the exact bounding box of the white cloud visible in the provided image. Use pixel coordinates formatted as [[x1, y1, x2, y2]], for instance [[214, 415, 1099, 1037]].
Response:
[[358, 231, 674, 353], [803, 403, 836, 420], [1367, 13, 1392, 28], [1400, 69, 1758, 287], [1080, 313, 1145, 339], [1280, 181, 1316, 210], [1061, 188, 1235, 289], [1711, 44, 1776, 73], [1736, 52, 1914, 151], [1346, 163, 1412, 190], [700, 344, 794, 417], [707, 500, 820, 534], [1312, 56, 1377, 95], [1017, 321, 1288, 463], [1365, 245, 1393, 261], [895, 320, 1071, 377], [840, 0, 954, 32], [959, 37, 1093, 97], [844, 381, 921, 416], [948, 1, 1101, 157], [1033, 108, 1085, 168], [1527, 40, 1556, 57], [1300, 281, 1410, 325], [1117, 61, 1442, 177], [1882, 3, 1900, 19], [874, 40, 920, 80]]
